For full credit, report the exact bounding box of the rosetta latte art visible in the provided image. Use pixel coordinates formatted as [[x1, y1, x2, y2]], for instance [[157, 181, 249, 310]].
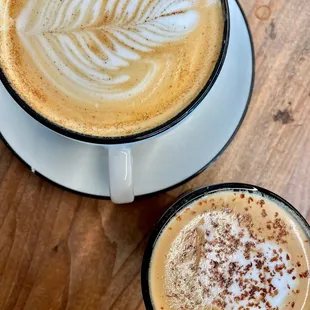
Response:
[[16, 0, 202, 101], [1, 0, 224, 136]]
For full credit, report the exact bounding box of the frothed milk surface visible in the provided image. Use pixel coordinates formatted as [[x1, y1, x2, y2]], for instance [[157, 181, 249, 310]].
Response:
[[150, 191, 310, 309], [0, 0, 224, 137]]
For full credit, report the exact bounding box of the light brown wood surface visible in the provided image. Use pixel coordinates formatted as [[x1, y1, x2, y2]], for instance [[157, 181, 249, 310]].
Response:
[[1, 1, 310, 309]]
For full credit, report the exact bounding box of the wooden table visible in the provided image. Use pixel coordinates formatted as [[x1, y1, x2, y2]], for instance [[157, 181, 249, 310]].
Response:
[[1, 1, 310, 309]]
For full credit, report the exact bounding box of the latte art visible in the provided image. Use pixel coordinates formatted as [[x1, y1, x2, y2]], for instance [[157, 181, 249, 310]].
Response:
[[0, 0, 224, 137], [17, 0, 200, 101]]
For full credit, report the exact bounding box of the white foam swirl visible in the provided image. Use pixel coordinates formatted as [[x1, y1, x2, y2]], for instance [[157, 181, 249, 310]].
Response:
[[15, 0, 201, 102]]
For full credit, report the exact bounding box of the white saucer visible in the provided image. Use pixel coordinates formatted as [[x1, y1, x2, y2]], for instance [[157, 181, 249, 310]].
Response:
[[0, 0, 254, 198]]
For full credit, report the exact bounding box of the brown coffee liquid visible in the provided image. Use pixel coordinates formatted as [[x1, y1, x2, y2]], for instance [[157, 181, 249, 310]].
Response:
[[149, 190, 310, 309], [0, 0, 224, 137]]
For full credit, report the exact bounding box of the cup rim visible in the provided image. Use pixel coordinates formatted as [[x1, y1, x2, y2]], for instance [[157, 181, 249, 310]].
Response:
[[0, 0, 230, 145], [141, 182, 310, 310]]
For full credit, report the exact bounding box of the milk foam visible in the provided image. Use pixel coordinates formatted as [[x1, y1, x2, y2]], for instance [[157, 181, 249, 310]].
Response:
[[166, 211, 298, 309], [16, 0, 201, 102], [1, 0, 224, 136]]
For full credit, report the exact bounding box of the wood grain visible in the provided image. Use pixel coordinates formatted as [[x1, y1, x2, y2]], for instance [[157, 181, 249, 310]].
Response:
[[1, 0, 310, 309]]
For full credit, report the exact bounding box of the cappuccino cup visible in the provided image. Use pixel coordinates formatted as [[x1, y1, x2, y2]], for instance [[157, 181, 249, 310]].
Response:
[[0, 0, 229, 203], [142, 184, 310, 309]]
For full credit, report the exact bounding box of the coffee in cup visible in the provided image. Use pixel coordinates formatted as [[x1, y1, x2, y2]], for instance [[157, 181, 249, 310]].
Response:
[[144, 186, 310, 309], [0, 0, 225, 137]]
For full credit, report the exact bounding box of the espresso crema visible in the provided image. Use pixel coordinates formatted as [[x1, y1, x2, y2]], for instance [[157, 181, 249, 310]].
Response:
[[0, 0, 224, 137]]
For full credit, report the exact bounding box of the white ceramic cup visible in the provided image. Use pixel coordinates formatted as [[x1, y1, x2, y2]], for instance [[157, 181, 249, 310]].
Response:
[[0, 0, 230, 204]]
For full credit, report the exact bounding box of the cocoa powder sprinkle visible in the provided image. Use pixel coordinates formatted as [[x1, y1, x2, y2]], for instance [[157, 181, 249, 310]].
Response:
[[165, 209, 299, 309], [161, 192, 308, 310]]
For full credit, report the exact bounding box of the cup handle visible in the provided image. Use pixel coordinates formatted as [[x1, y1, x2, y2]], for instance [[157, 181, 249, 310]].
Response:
[[108, 146, 134, 204]]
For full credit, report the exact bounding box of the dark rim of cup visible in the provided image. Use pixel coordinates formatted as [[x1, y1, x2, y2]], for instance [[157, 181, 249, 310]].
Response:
[[0, 0, 230, 145], [141, 183, 310, 310]]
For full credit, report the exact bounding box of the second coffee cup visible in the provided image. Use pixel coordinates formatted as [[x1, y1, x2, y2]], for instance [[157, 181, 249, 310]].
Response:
[[142, 183, 310, 309]]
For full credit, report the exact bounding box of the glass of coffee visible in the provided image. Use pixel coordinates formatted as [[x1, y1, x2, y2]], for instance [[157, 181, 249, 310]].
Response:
[[142, 183, 310, 309], [0, 0, 229, 203]]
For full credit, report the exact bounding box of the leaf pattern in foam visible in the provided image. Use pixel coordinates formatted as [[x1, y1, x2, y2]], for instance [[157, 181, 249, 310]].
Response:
[[15, 0, 201, 101]]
